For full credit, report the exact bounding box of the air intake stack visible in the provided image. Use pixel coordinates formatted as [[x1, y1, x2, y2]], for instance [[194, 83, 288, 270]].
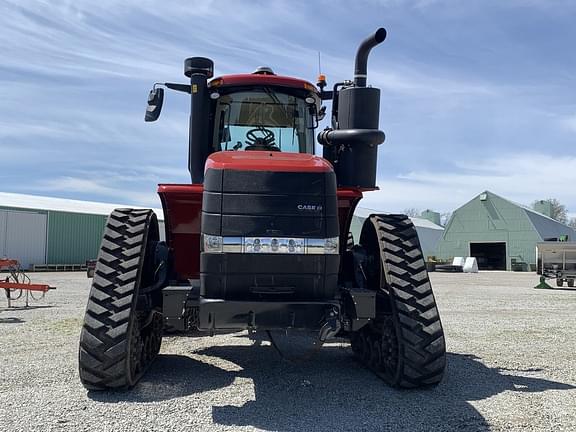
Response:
[[185, 57, 214, 184], [319, 28, 386, 189]]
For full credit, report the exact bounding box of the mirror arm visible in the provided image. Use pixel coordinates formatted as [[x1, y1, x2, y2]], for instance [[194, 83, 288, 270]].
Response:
[[320, 90, 333, 100], [164, 82, 191, 94]]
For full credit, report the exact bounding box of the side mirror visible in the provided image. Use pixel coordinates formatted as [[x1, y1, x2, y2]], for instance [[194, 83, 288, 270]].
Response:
[[305, 96, 325, 126], [145, 87, 164, 122]]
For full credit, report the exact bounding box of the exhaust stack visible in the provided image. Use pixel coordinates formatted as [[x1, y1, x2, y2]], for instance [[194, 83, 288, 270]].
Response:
[[319, 28, 386, 189], [354, 28, 387, 87]]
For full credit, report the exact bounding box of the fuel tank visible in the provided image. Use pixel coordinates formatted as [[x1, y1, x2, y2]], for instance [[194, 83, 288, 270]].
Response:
[[200, 151, 339, 301]]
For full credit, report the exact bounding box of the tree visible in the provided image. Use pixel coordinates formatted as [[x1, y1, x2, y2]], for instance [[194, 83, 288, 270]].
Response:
[[531, 198, 568, 224], [569, 217, 576, 230], [403, 208, 420, 217]]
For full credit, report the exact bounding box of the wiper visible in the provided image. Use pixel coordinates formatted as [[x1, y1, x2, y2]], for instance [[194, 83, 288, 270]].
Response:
[[263, 87, 290, 123]]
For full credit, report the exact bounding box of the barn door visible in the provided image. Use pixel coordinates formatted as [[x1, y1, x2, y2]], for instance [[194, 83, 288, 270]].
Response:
[[0, 210, 7, 258], [5, 211, 47, 269]]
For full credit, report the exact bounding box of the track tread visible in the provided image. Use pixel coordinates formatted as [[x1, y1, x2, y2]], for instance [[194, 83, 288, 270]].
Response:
[[78, 208, 159, 391], [362, 214, 446, 388]]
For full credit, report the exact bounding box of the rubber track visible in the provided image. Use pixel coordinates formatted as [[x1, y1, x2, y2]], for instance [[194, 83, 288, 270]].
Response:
[[368, 214, 446, 388], [78, 208, 155, 390]]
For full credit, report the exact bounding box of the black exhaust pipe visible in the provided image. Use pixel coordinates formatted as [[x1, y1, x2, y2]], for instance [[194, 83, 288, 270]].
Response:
[[320, 28, 386, 189], [354, 28, 386, 87], [185, 57, 214, 184]]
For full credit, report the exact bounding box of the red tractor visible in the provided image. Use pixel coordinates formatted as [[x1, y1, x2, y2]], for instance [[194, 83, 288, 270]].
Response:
[[78, 28, 446, 390]]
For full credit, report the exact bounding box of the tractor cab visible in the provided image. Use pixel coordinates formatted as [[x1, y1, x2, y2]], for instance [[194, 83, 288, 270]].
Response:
[[209, 73, 321, 155], [145, 64, 323, 182]]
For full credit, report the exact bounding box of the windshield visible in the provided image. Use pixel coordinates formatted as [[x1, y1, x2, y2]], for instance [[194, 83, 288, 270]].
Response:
[[212, 88, 315, 154]]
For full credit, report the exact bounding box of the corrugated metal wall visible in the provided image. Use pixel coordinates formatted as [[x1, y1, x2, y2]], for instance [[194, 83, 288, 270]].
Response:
[[46, 211, 107, 264], [416, 227, 444, 259], [525, 211, 576, 241], [0, 210, 6, 257], [0, 203, 165, 267], [0, 209, 47, 268], [437, 192, 541, 270], [349, 214, 443, 260]]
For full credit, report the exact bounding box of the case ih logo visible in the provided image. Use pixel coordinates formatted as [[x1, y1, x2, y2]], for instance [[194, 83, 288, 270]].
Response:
[[297, 204, 323, 212]]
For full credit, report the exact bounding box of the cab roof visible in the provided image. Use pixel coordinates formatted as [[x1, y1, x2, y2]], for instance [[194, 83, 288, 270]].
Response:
[[209, 74, 319, 93]]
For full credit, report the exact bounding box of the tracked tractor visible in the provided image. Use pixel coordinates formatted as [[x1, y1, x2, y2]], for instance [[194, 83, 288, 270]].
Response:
[[78, 28, 446, 390]]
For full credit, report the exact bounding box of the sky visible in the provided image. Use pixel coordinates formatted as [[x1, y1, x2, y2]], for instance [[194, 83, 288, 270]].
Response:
[[1, 0, 576, 217]]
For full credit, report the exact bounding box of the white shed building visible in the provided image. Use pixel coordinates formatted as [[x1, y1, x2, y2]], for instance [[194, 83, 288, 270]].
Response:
[[350, 207, 444, 260]]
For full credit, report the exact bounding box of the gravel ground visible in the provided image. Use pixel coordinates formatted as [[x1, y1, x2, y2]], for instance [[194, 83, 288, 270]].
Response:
[[1, 271, 575, 432]]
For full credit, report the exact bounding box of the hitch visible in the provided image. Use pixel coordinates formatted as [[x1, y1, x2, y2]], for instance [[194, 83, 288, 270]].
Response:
[[319, 307, 341, 342]]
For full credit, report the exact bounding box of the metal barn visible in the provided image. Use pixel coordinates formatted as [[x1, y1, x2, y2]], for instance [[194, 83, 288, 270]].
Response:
[[350, 207, 445, 260], [437, 191, 575, 271], [0, 192, 164, 269]]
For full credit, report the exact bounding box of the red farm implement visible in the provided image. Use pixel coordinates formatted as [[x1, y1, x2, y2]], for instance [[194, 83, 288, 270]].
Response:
[[0, 259, 55, 308]]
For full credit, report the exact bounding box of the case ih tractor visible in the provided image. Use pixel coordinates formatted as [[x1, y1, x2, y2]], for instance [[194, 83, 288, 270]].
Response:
[[78, 28, 446, 390]]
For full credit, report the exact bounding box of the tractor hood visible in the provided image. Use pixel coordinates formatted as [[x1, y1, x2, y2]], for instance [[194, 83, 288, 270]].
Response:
[[205, 151, 333, 173]]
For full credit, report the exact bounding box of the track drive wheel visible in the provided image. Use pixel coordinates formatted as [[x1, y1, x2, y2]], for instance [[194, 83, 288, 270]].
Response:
[[78, 209, 163, 390], [354, 214, 446, 388]]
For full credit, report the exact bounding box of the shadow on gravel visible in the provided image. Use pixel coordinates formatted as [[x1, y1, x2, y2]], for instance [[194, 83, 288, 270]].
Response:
[[88, 354, 236, 403], [536, 287, 576, 292], [0, 305, 53, 311], [88, 346, 575, 431], [204, 346, 574, 432], [0, 316, 25, 324]]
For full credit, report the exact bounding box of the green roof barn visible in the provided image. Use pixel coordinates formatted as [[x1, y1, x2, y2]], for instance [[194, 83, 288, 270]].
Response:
[[437, 191, 576, 271], [0, 192, 163, 269]]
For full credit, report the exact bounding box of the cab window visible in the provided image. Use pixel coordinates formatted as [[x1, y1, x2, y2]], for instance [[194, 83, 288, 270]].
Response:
[[212, 88, 315, 153]]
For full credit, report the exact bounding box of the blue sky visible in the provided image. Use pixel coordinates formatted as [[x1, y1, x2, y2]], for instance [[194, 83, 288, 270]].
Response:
[[1, 0, 576, 216]]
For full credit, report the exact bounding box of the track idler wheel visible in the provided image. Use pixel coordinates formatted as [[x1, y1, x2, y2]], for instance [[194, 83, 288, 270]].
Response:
[[369, 334, 383, 370], [142, 312, 163, 365], [377, 316, 400, 382], [351, 318, 400, 382], [129, 316, 143, 379]]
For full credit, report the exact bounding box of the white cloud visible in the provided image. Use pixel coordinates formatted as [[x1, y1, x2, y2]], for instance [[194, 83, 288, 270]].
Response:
[[1, 0, 575, 216], [31, 175, 161, 207], [25, 153, 576, 216], [317, 53, 500, 101], [560, 114, 576, 133], [362, 153, 576, 213], [0, 0, 310, 81]]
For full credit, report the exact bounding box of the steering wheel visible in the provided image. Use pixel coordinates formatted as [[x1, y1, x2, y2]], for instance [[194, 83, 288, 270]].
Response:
[[245, 127, 280, 151]]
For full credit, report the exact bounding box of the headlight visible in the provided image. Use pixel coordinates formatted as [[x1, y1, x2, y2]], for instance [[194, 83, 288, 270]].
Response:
[[245, 237, 305, 254], [202, 236, 338, 254], [203, 235, 223, 253], [324, 237, 339, 254], [306, 237, 339, 255]]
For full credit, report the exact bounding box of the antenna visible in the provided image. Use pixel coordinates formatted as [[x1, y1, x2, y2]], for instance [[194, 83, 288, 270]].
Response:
[[318, 51, 322, 75]]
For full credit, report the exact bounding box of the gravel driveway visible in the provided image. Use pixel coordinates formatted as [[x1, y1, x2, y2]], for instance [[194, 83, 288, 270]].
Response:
[[1, 271, 575, 431]]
